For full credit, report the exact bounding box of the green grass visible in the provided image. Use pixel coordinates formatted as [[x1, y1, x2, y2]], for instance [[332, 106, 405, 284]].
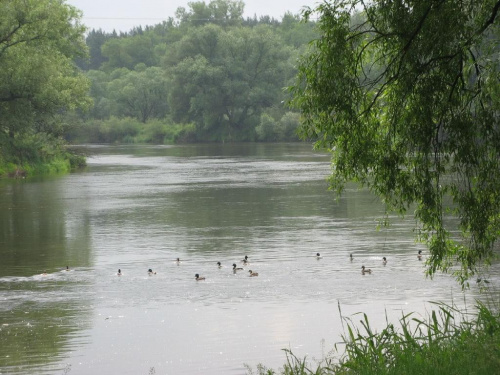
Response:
[[0, 132, 86, 178], [247, 301, 500, 375]]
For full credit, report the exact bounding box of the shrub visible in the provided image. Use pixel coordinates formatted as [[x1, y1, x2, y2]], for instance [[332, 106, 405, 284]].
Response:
[[256, 113, 279, 141]]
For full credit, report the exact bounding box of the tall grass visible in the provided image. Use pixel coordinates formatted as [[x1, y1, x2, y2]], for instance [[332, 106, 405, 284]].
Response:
[[247, 300, 500, 375]]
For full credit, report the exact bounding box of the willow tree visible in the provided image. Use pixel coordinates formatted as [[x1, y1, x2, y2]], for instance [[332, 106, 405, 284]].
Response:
[[291, 0, 500, 285]]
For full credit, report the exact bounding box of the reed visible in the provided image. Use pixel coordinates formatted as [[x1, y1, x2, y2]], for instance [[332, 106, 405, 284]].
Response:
[[247, 300, 500, 375]]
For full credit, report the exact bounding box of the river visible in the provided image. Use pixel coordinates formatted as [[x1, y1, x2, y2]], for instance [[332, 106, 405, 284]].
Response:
[[0, 143, 497, 375]]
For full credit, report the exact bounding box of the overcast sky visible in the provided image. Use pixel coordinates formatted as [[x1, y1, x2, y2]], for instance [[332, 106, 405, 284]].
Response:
[[67, 0, 319, 32]]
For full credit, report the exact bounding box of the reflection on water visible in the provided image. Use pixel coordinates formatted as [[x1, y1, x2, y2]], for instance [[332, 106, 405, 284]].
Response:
[[0, 143, 498, 374], [0, 172, 93, 374], [0, 273, 92, 374]]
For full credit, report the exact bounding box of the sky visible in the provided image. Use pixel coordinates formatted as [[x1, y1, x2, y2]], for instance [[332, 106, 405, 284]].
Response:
[[67, 0, 319, 32]]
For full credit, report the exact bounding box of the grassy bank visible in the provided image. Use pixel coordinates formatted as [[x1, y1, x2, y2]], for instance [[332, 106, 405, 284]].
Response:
[[0, 133, 86, 178], [248, 301, 500, 375], [64, 113, 302, 145], [65, 117, 198, 144], [0, 154, 85, 179]]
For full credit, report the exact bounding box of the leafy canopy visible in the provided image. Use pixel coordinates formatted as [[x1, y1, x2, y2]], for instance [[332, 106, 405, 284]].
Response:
[[166, 24, 293, 140], [0, 0, 91, 138], [292, 0, 500, 285]]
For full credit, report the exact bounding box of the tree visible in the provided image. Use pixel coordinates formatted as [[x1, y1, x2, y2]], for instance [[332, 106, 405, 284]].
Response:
[[167, 24, 293, 140], [101, 34, 158, 71], [0, 0, 91, 142], [278, 12, 318, 49], [176, 0, 244, 27], [76, 29, 115, 71], [291, 0, 500, 285], [107, 66, 169, 122]]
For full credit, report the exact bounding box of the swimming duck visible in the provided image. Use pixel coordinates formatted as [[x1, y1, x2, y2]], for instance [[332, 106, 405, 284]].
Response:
[[65, 266, 70, 271], [248, 270, 259, 277], [233, 263, 243, 271], [195, 273, 205, 281], [316, 253, 322, 259], [417, 250, 422, 260], [217, 261, 222, 268], [361, 265, 372, 274], [350, 254, 354, 261], [117, 269, 122, 276], [148, 268, 156, 275], [382, 257, 387, 265], [242, 255, 249, 264]]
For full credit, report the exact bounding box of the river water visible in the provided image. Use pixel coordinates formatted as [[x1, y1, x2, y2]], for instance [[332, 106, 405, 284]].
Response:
[[0, 143, 498, 375]]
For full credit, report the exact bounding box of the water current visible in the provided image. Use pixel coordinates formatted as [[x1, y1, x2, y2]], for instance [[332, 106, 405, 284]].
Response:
[[0, 143, 498, 374]]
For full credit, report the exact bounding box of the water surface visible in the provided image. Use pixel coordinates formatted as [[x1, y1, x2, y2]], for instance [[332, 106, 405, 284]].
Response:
[[0, 143, 497, 374]]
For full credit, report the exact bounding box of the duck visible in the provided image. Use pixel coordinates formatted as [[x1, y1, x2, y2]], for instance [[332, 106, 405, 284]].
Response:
[[248, 270, 259, 277], [417, 250, 422, 260], [195, 273, 205, 281], [382, 257, 387, 265], [148, 268, 156, 275], [242, 255, 249, 264], [316, 253, 322, 259], [117, 269, 122, 276], [361, 265, 372, 274], [350, 254, 354, 261], [233, 263, 244, 271], [176, 258, 181, 264], [217, 261, 222, 268], [65, 266, 70, 271]]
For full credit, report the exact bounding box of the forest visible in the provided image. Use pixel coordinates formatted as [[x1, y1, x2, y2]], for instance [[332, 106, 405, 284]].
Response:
[[0, 0, 316, 177], [68, 1, 318, 144]]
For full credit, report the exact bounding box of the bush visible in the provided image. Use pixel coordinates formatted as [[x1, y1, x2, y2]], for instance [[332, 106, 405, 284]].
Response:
[[278, 112, 301, 141], [136, 119, 169, 143], [256, 113, 279, 141], [0, 132, 86, 177], [70, 117, 198, 144]]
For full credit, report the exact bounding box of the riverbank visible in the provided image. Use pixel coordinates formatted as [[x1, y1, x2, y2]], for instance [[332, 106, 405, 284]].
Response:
[[250, 301, 500, 375], [0, 135, 86, 178], [0, 153, 85, 179]]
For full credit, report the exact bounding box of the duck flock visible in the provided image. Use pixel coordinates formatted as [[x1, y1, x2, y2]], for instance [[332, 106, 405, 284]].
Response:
[[109, 250, 424, 280]]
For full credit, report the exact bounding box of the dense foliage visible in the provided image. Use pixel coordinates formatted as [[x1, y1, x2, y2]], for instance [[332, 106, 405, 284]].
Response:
[[0, 0, 91, 174], [69, 0, 316, 144], [291, 0, 500, 285]]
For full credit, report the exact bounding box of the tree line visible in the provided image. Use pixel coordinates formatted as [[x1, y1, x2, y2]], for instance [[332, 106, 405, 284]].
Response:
[[0, 0, 316, 176], [67, 0, 318, 144]]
